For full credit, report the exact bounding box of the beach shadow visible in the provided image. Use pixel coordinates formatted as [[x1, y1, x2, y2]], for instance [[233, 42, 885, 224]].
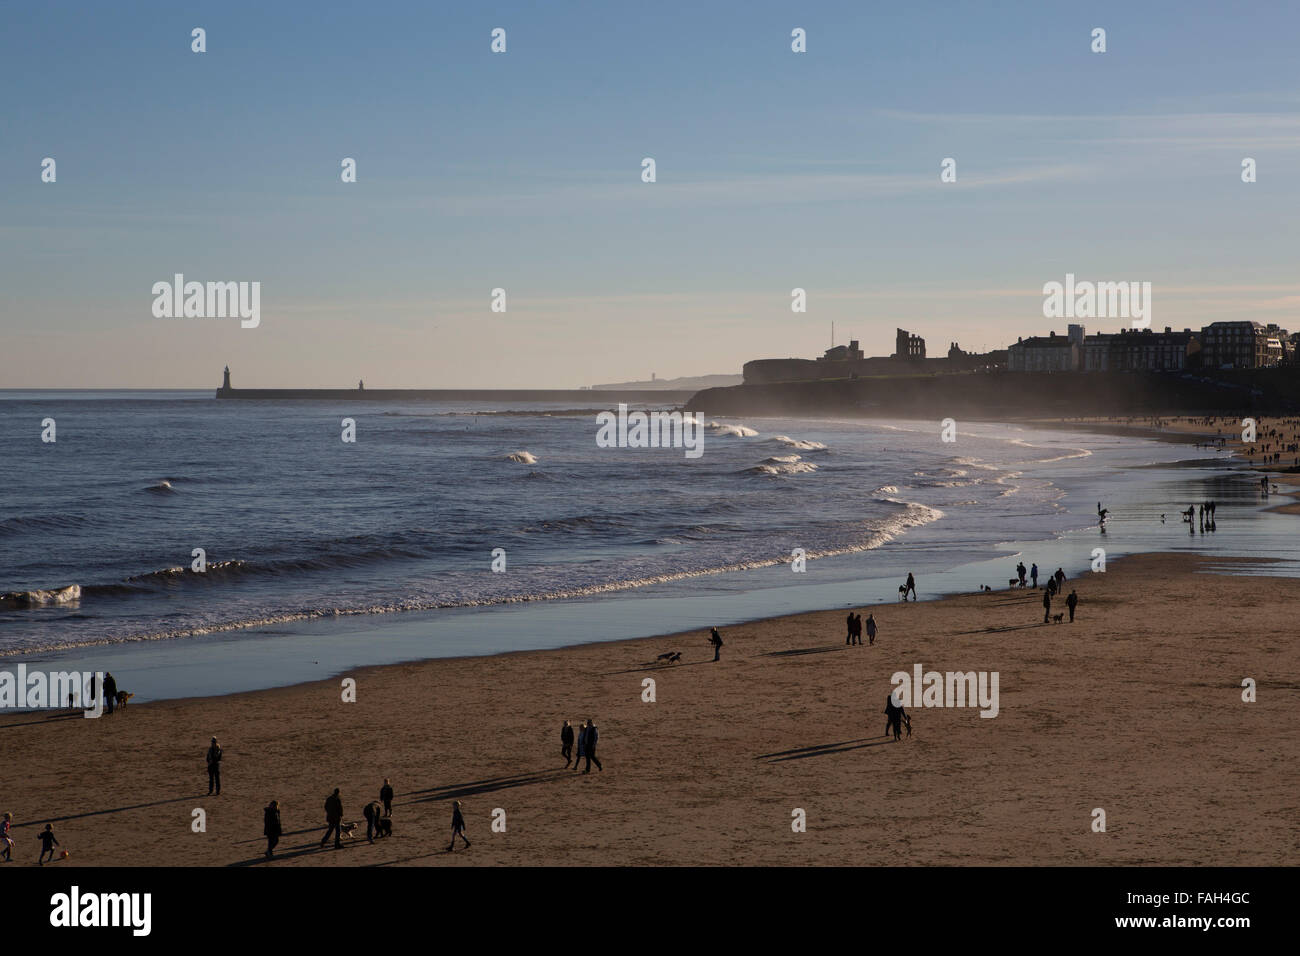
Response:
[[763, 645, 846, 658], [0, 711, 97, 729], [405, 770, 568, 805], [603, 660, 717, 675], [27, 794, 209, 826], [757, 737, 895, 762], [228, 838, 361, 866]]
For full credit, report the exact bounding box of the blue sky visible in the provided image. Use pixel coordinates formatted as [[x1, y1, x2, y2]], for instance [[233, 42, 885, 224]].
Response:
[[2, 0, 1298, 387]]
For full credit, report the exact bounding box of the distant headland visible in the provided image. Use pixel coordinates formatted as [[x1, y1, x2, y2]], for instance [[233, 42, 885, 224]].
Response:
[[213, 367, 694, 404]]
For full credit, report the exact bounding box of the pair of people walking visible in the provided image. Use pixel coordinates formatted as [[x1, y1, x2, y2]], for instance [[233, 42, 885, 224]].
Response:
[[844, 612, 877, 645], [571, 719, 603, 773]]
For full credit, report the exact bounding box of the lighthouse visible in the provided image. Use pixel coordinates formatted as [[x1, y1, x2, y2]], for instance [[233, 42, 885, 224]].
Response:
[[217, 366, 232, 396]]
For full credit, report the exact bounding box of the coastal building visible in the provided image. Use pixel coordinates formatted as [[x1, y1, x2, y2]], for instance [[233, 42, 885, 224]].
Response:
[[818, 339, 865, 362], [1081, 327, 1200, 372], [1007, 331, 1078, 372], [895, 328, 925, 361], [1198, 321, 1281, 369]]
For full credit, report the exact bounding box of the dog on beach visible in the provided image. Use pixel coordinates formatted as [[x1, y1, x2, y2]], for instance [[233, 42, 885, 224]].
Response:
[[339, 822, 359, 840], [656, 651, 682, 664], [898, 585, 909, 600], [375, 817, 393, 838], [1009, 579, 1019, 589], [1051, 613, 1064, 624], [115, 691, 134, 710]]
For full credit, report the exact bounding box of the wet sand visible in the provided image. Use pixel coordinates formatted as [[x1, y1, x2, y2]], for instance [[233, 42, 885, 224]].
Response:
[[2, 552, 1295, 867]]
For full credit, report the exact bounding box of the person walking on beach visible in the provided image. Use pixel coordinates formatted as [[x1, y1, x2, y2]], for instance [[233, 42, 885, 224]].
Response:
[[709, 626, 724, 661], [380, 778, 394, 816], [37, 824, 59, 865], [1066, 589, 1078, 623], [206, 737, 222, 795], [904, 572, 917, 601], [561, 720, 575, 767], [865, 613, 877, 645], [582, 719, 603, 773], [1030, 563, 1039, 588], [1054, 568, 1066, 591], [884, 694, 907, 741], [363, 799, 384, 843], [448, 800, 471, 851], [1016, 562, 1027, 587], [573, 720, 587, 771], [1042, 588, 1052, 624], [321, 788, 344, 849], [2, 812, 13, 862], [846, 612, 856, 645], [264, 800, 282, 858], [103, 671, 117, 714]]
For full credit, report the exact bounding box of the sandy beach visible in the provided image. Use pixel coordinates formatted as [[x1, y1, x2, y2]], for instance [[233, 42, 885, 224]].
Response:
[[2, 551, 1295, 867]]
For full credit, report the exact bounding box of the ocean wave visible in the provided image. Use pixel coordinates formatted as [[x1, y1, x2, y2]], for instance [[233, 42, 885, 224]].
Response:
[[144, 480, 176, 494], [746, 460, 819, 476], [504, 450, 538, 464], [0, 503, 947, 657], [708, 422, 760, 438], [0, 585, 82, 609], [767, 435, 827, 450]]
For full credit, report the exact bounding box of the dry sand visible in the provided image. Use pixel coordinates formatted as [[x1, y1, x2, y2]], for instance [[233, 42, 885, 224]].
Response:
[[2, 552, 1296, 867]]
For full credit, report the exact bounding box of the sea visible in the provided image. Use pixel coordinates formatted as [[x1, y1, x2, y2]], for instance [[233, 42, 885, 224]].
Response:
[[1, 391, 1295, 700]]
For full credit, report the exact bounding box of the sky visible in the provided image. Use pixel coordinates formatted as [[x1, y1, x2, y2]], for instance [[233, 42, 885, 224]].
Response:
[[2, 0, 1298, 388]]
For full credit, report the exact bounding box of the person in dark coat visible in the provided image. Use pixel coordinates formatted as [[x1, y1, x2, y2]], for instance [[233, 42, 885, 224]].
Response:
[[561, 720, 575, 767], [709, 627, 724, 661], [582, 718, 603, 773], [904, 572, 917, 601], [206, 737, 222, 795], [103, 672, 118, 714], [363, 800, 384, 843], [380, 778, 394, 816], [883, 694, 906, 741], [1066, 589, 1078, 623], [321, 788, 343, 849], [865, 613, 878, 645], [37, 824, 59, 865], [846, 612, 855, 645], [573, 720, 587, 771], [264, 800, 282, 858], [448, 800, 470, 851], [1042, 588, 1052, 624]]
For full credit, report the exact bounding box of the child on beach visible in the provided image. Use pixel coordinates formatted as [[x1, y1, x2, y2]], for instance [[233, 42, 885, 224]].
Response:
[[2, 812, 13, 861], [448, 800, 471, 851], [37, 824, 59, 864]]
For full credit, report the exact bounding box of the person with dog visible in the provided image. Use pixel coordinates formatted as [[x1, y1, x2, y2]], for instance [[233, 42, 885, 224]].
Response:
[[363, 799, 385, 843], [380, 778, 394, 816], [884, 693, 907, 741], [1042, 588, 1052, 624], [448, 800, 471, 851], [321, 788, 344, 849], [709, 626, 724, 661], [904, 572, 917, 601], [581, 719, 604, 773], [561, 720, 575, 767], [37, 824, 59, 864], [865, 613, 877, 645], [1066, 589, 1078, 622], [264, 800, 282, 858], [103, 671, 117, 715], [206, 737, 222, 795], [1016, 562, 1026, 586]]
